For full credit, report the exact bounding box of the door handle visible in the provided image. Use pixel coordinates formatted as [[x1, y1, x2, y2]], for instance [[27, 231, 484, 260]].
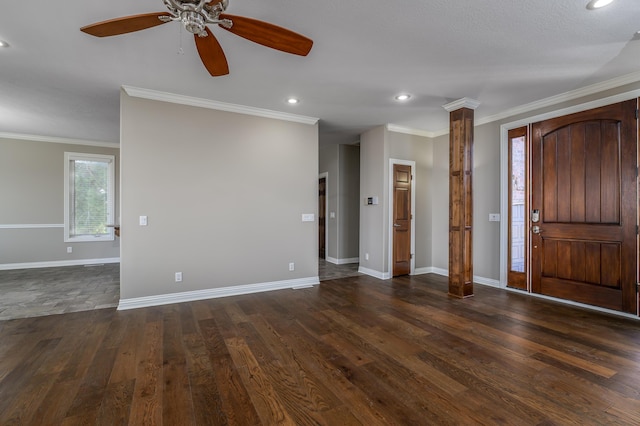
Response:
[[532, 225, 541, 234], [393, 223, 401, 227]]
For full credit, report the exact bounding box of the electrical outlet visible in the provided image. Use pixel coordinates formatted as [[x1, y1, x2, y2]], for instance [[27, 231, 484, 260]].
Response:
[[365, 253, 369, 261], [175, 272, 182, 282], [289, 262, 295, 271], [66, 247, 72, 253]]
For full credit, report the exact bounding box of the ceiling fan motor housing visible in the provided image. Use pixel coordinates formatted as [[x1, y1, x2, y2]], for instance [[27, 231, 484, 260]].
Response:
[[181, 11, 206, 35]]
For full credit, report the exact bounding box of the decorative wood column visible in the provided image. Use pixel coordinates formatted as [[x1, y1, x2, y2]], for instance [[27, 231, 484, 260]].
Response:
[[443, 98, 480, 298]]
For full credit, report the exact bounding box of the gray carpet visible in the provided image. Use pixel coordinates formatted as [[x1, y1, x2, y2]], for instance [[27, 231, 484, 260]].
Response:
[[0, 263, 119, 321]]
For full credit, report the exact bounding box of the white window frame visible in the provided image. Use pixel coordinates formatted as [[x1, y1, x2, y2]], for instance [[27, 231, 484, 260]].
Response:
[[64, 152, 115, 242]]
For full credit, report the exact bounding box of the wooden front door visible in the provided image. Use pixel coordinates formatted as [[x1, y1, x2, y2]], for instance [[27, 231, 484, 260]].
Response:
[[531, 99, 637, 314], [319, 177, 326, 259], [392, 164, 411, 276]]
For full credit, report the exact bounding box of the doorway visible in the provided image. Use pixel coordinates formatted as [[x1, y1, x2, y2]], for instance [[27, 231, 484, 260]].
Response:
[[390, 160, 415, 277], [530, 99, 637, 314], [502, 99, 638, 315], [318, 175, 327, 260]]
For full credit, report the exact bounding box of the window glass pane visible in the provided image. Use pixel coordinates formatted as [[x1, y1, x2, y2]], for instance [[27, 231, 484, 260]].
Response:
[[71, 159, 110, 237], [510, 136, 526, 273]]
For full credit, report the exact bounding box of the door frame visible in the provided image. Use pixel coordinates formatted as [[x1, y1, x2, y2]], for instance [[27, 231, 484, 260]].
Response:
[[499, 89, 640, 317], [388, 159, 416, 276], [319, 172, 329, 260]]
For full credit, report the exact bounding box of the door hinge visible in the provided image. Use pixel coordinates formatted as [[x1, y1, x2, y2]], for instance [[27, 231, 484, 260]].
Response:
[[410, 253, 414, 259], [636, 109, 639, 120]]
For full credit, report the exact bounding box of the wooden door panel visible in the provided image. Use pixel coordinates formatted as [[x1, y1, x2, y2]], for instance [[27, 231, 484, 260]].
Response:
[[539, 278, 623, 311], [532, 99, 637, 314], [393, 164, 411, 276], [541, 239, 620, 287]]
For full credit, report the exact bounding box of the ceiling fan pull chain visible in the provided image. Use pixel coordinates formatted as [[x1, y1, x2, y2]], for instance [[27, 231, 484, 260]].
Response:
[[178, 23, 184, 55]]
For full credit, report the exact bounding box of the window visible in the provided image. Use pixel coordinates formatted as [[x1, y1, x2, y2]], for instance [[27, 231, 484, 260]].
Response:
[[64, 152, 115, 242]]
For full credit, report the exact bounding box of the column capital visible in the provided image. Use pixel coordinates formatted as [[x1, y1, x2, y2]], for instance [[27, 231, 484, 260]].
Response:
[[442, 97, 481, 112]]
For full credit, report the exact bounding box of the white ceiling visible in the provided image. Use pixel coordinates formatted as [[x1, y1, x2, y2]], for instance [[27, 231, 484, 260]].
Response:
[[1, 0, 639, 146]]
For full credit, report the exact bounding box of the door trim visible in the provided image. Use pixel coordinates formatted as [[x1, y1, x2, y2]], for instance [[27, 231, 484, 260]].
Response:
[[500, 88, 640, 290], [388, 159, 416, 276]]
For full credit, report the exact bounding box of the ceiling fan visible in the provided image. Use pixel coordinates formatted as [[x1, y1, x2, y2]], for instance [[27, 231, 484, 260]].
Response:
[[80, 0, 313, 76]]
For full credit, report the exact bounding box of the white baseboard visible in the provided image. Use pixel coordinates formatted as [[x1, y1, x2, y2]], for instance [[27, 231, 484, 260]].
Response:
[[413, 267, 500, 287], [118, 276, 320, 311], [413, 266, 443, 275], [0, 258, 120, 271], [357, 266, 390, 280], [419, 267, 448, 277], [474, 275, 501, 288], [326, 257, 359, 265]]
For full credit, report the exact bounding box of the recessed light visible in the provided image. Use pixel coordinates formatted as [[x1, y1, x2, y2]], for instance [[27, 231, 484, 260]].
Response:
[[0, 40, 9, 48], [586, 0, 614, 10], [287, 97, 299, 105], [395, 94, 411, 102]]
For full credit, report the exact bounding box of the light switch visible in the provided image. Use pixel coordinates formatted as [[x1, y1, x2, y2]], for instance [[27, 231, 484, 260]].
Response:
[[330, 212, 336, 219], [489, 213, 500, 222], [139, 215, 148, 226]]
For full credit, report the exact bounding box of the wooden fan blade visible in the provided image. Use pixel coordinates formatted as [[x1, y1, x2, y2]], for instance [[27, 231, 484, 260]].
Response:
[[194, 28, 229, 76], [80, 12, 172, 37], [219, 14, 313, 56]]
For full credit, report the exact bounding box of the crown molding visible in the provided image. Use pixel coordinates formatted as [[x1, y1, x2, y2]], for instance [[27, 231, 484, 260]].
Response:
[[476, 70, 640, 127], [0, 132, 118, 147], [122, 86, 320, 126], [442, 97, 481, 112], [385, 124, 436, 138], [431, 71, 640, 135]]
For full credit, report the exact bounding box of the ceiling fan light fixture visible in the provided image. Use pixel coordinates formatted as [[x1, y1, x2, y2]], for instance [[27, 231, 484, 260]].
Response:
[[586, 0, 614, 10]]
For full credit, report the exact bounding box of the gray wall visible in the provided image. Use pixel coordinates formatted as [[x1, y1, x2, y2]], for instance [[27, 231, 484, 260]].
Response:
[[319, 144, 361, 263], [0, 138, 120, 267], [428, 82, 640, 282], [319, 145, 339, 260], [120, 92, 319, 300], [387, 131, 433, 271], [359, 127, 435, 277], [359, 126, 387, 274], [338, 144, 360, 261]]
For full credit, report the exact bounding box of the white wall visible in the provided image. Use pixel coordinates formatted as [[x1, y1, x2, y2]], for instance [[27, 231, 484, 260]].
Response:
[[119, 92, 319, 302], [0, 137, 120, 269]]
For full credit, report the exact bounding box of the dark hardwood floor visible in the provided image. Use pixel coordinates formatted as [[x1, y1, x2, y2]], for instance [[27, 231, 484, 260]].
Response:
[[1, 273, 639, 425]]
